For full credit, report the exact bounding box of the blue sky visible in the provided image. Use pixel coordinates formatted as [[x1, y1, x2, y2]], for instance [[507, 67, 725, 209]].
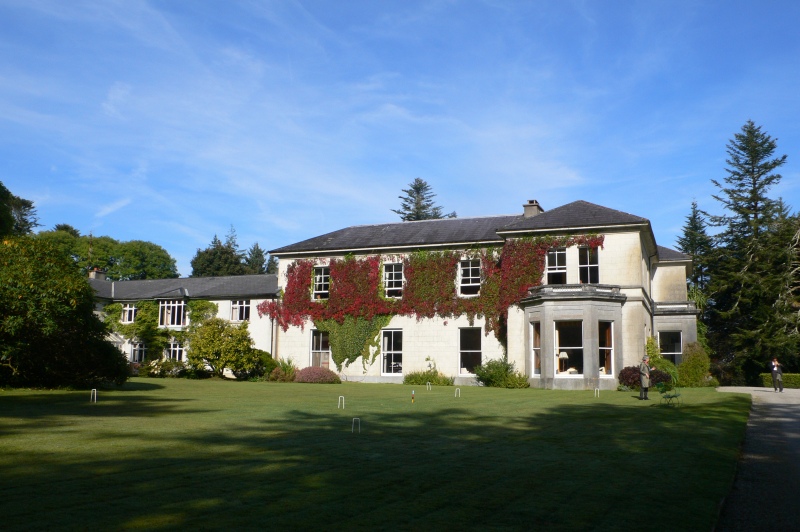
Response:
[[2, 0, 799, 276]]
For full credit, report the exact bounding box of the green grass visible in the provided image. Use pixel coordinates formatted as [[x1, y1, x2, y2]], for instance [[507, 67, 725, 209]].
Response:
[[0, 379, 750, 531]]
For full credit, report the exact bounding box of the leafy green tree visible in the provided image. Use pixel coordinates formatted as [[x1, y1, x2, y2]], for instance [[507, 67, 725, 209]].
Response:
[[0, 181, 15, 236], [53, 223, 81, 237], [191, 229, 247, 277], [0, 237, 129, 387], [186, 317, 258, 377], [0, 181, 38, 236], [706, 120, 797, 382], [110, 240, 178, 280], [392, 178, 457, 221]]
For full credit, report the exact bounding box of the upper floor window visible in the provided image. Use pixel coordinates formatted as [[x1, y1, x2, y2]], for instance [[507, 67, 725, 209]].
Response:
[[121, 304, 137, 324], [546, 248, 567, 284], [383, 263, 404, 298], [459, 259, 481, 296], [231, 300, 251, 322], [579, 247, 599, 284], [159, 300, 186, 327], [313, 267, 330, 300]]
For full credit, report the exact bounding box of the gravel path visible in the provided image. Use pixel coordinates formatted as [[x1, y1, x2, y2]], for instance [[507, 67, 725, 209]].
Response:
[[715, 387, 800, 531]]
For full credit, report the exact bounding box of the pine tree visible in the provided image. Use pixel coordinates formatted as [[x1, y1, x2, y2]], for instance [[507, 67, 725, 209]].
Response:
[[677, 200, 713, 291], [706, 121, 797, 382], [244, 243, 267, 274], [190, 232, 246, 277], [392, 178, 456, 221]]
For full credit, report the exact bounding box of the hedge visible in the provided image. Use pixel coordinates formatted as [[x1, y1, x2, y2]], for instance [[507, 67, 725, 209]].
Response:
[[759, 373, 800, 389]]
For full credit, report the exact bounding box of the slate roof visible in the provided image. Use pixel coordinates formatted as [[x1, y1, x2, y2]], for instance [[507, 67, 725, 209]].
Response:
[[89, 274, 279, 301], [656, 245, 690, 262], [271, 200, 652, 255]]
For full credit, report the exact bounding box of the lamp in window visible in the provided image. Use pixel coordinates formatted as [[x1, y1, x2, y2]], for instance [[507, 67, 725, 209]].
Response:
[[558, 352, 569, 373]]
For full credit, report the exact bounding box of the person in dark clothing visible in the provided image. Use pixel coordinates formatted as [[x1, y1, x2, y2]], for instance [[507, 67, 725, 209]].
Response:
[[770, 358, 784, 393], [639, 355, 652, 400]]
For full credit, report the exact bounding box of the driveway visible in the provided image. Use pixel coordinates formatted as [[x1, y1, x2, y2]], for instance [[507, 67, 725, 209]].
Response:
[[715, 387, 800, 530]]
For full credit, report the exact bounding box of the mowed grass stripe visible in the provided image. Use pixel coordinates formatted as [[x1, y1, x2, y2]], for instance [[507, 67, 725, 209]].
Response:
[[0, 378, 749, 530]]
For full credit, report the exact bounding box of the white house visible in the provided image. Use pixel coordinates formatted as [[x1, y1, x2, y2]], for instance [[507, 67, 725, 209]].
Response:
[[267, 199, 697, 390]]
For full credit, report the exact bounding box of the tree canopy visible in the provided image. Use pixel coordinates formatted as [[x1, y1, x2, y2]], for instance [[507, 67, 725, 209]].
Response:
[[392, 178, 457, 221], [702, 120, 798, 383], [0, 181, 39, 236], [35, 229, 179, 281], [191, 227, 275, 277], [0, 237, 129, 387]]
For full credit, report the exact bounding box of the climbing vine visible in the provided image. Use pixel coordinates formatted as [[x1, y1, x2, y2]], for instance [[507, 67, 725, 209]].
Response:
[[257, 234, 604, 369]]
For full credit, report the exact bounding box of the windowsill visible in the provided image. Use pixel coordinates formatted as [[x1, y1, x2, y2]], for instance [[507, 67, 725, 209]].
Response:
[[555, 374, 584, 378], [458, 293, 480, 299]]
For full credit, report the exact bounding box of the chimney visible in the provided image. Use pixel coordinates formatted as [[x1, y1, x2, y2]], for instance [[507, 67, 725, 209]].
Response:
[[523, 199, 544, 218], [88, 268, 107, 281]]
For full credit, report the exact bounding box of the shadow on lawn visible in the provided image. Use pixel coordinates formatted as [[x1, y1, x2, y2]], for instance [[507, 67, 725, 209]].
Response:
[[1, 392, 750, 531]]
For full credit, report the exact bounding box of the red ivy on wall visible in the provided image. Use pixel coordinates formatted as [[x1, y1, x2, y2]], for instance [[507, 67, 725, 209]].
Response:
[[257, 234, 605, 348]]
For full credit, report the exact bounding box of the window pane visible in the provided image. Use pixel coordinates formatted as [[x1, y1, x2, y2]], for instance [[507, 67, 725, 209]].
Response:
[[460, 328, 481, 351], [555, 321, 583, 374]]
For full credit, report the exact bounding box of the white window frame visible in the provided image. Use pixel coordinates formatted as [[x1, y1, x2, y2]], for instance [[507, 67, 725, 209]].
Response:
[[555, 320, 583, 377], [458, 259, 481, 297], [131, 342, 146, 363], [381, 330, 403, 375], [313, 267, 330, 300], [599, 321, 614, 376], [658, 331, 682, 365], [311, 330, 331, 368], [231, 300, 251, 322], [159, 300, 186, 327], [383, 263, 404, 298], [459, 328, 482, 374], [165, 341, 184, 361], [546, 248, 567, 285], [531, 322, 541, 376], [579, 247, 599, 284], [121, 304, 137, 324]]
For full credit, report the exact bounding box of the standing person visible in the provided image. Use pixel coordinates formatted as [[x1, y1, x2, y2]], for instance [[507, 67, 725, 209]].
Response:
[[639, 355, 652, 400], [770, 358, 784, 393]]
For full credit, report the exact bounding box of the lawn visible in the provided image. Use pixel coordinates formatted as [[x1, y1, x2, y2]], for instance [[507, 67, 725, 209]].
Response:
[[0, 379, 750, 531]]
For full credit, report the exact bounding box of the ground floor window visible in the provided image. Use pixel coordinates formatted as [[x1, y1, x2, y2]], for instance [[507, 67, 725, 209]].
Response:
[[659, 331, 682, 364], [311, 330, 330, 369], [531, 322, 541, 375], [555, 321, 583, 375], [131, 342, 146, 363], [599, 321, 613, 375], [382, 330, 403, 374], [460, 328, 482, 374], [166, 341, 184, 361]]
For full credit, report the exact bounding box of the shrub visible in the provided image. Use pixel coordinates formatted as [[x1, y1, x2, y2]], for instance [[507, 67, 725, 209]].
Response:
[[141, 358, 187, 378], [294, 366, 342, 384], [759, 373, 800, 389], [473, 359, 530, 388], [677, 342, 712, 387], [269, 359, 297, 382], [403, 369, 454, 386], [234, 349, 277, 380], [618, 365, 671, 390]]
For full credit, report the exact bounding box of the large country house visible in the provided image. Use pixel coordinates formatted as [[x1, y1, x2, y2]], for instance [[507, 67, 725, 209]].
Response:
[[89, 199, 696, 390]]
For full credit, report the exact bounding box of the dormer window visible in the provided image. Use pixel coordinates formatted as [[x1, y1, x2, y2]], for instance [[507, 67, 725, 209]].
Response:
[[313, 267, 330, 300], [459, 259, 481, 296], [546, 248, 567, 284]]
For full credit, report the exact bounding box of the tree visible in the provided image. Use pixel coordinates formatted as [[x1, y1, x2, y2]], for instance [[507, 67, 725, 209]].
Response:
[[244, 242, 267, 274], [190, 227, 249, 277], [110, 240, 178, 280], [186, 317, 258, 378], [266, 255, 278, 274], [0, 181, 15, 236], [35, 230, 179, 281], [392, 178, 456, 221], [705, 121, 797, 383], [0, 237, 129, 387], [676, 201, 713, 291]]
